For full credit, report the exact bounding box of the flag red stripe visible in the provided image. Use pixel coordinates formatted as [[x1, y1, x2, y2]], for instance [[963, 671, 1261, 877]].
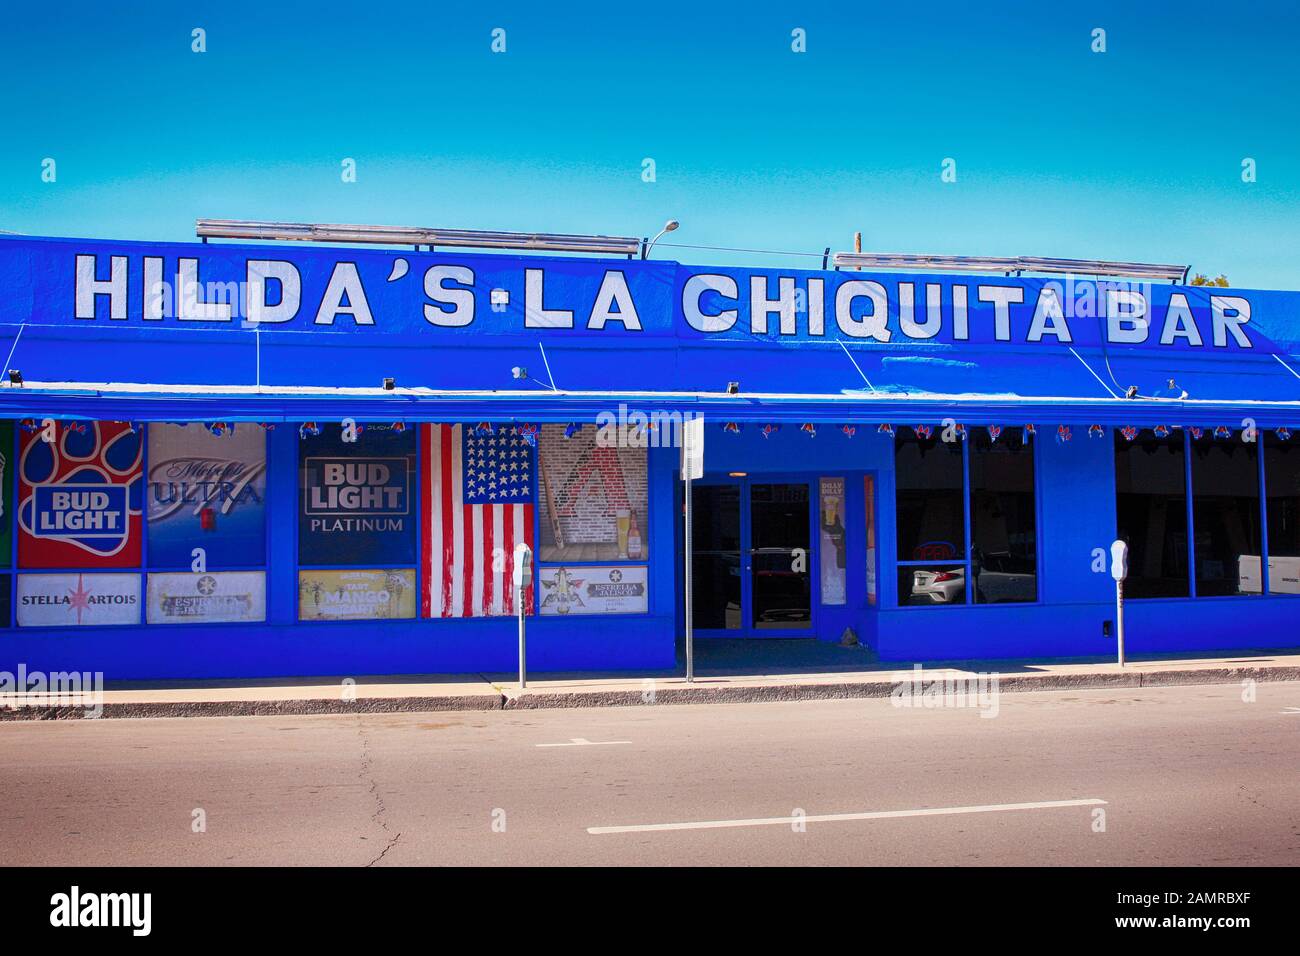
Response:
[[440, 424, 454, 617]]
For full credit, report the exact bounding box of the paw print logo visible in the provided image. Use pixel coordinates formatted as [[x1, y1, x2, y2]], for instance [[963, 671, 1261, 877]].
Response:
[[18, 421, 142, 560]]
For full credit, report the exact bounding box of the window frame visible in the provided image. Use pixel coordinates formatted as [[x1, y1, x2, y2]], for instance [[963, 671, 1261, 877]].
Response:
[[1117, 427, 1300, 601], [894, 431, 1042, 610]]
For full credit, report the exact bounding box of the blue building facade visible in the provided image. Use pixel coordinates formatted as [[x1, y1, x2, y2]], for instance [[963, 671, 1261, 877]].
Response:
[[1, 233, 1298, 679]]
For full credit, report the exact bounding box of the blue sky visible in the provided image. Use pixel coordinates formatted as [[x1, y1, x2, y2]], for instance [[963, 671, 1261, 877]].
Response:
[[2, 1, 1298, 288]]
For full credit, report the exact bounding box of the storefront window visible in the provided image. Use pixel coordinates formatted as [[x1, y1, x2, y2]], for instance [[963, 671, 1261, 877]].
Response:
[[1264, 435, 1300, 593], [15, 420, 144, 627], [144, 423, 269, 625], [895, 435, 965, 563], [1115, 432, 1189, 598], [147, 423, 267, 568], [298, 422, 417, 621], [1190, 440, 1260, 597], [970, 430, 1037, 604], [537, 424, 648, 562]]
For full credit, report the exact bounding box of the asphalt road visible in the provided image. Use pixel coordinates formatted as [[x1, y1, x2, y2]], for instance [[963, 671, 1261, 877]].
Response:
[[1, 683, 1297, 866]]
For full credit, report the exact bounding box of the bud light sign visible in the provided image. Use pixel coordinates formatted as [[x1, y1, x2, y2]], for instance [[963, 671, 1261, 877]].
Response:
[[18, 421, 142, 568], [299, 424, 416, 565], [32, 485, 128, 537]]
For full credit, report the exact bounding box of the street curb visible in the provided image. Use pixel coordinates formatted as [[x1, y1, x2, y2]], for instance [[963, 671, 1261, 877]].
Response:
[[500, 665, 1300, 710], [0, 695, 504, 721], [5, 663, 1295, 720]]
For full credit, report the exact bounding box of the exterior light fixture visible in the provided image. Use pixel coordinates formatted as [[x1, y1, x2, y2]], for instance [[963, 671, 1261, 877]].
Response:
[[383, 377, 396, 391], [7, 369, 21, 386], [642, 219, 680, 259], [511, 366, 528, 380], [196, 219, 643, 258], [726, 381, 740, 395]]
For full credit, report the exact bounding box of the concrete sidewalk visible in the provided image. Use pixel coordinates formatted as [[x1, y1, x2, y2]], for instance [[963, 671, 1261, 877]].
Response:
[[3, 642, 1299, 720]]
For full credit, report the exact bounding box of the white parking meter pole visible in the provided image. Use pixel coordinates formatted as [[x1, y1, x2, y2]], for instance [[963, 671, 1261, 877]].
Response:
[[514, 543, 533, 689], [684, 476, 693, 683], [1110, 539, 1129, 667], [682, 416, 704, 684]]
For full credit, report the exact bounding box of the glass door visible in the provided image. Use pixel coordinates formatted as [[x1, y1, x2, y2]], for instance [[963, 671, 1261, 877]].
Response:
[[690, 483, 743, 631], [690, 479, 813, 637], [749, 482, 812, 631]]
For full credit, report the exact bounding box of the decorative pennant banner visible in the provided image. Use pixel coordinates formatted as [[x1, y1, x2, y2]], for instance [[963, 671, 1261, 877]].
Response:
[[987, 424, 1003, 442], [914, 424, 933, 439], [205, 421, 235, 437], [760, 423, 782, 439], [1153, 424, 1171, 438], [516, 423, 539, 446], [840, 424, 856, 438], [1188, 426, 1204, 440], [65, 421, 88, 434], [1055, 425, 1072, 444], [1278, 427, 1293, 441], [563, 422, 583, 438], [878, 423, 895, 437], [18, 418, 39, 433], [1088, 424, 1105, 438], [953, 423, 967, 441], [1213, 426, 1232, 439], [800, 423, 817, 438], [391, 421, 407, 433], [721, 421, 742, 433], [1120, 425, 1139, 441], [1023, 424, 1037, 443], [258, 422, 276, 430], [474, 422, 494, 437], [298, 421, 321, 439]]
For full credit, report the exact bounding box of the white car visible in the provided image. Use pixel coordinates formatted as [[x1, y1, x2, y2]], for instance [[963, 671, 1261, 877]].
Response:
[[910, 567, 964, 603]]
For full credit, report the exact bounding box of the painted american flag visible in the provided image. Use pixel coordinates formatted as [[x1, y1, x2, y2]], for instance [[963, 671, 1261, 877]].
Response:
[[422, 424, 536, 617]]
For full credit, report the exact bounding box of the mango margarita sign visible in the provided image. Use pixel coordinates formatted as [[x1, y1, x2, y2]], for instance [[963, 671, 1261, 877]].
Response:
[[0, 236, 1290, 354]]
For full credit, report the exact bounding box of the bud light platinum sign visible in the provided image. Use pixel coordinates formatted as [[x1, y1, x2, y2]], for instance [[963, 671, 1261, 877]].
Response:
[[147, 424, 267, 568], [299, 424, 416, 565], [18, 422, 142, 568]]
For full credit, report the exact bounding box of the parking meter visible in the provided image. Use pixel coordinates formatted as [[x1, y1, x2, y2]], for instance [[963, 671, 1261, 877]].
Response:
[[512, 543, 533, 591], [1110, 539, 1128, 666], [1110, 540, 1128, 582], [514, 544, 532, 689]]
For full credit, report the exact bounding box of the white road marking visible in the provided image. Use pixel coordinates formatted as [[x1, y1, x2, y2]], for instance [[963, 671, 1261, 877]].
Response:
[[1281, 707, 1300, 715], [536, 737, 632, 748], [587, 798, 1107, 834]]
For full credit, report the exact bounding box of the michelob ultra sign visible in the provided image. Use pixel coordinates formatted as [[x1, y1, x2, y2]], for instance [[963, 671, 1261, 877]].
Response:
[[147, 424, 267, 568], [18, 422, 142, 568]]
